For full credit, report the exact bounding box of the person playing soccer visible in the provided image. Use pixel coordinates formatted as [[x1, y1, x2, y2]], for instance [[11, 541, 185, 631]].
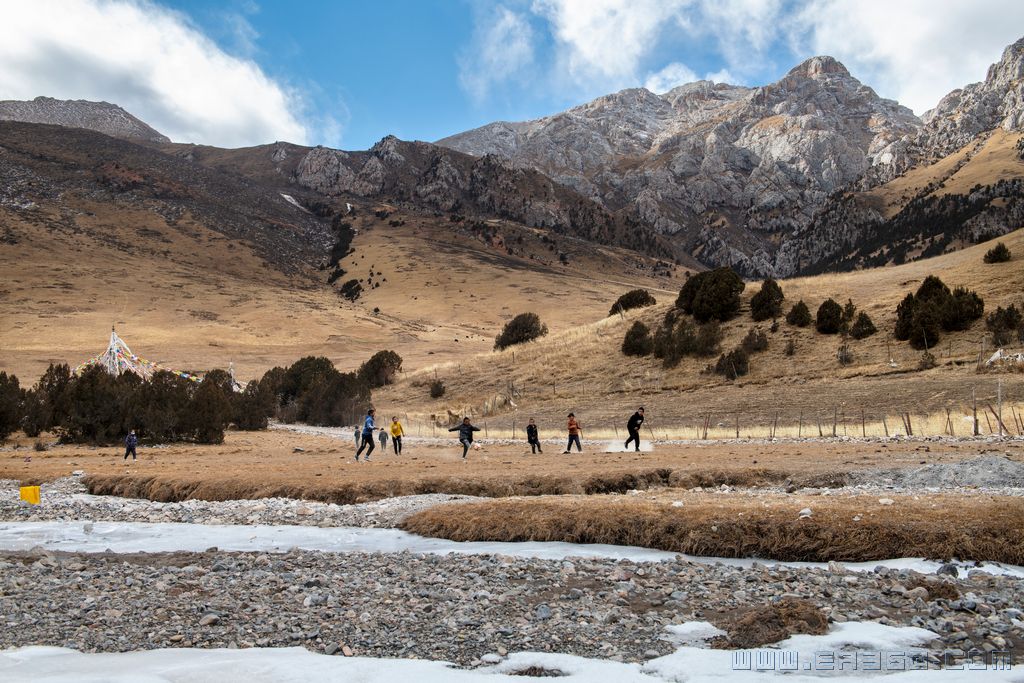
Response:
[[449, 416, 481, 459]]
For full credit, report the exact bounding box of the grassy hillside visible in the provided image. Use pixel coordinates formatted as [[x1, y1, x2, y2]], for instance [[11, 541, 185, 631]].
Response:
[[0, 197, 676, 382], [374, 228, 1024, 434], [868, 129, 1024, 218]]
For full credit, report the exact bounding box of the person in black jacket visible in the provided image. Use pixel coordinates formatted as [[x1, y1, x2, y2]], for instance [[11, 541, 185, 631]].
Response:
[[526, 418, 542, 454], [449, 417, 481, 459], [625, 407, 645, 452], [124, 430, 138, 461]]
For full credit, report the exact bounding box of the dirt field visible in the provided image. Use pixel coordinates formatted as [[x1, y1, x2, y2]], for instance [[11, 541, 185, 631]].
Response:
[[4, 428, 1022, 502]]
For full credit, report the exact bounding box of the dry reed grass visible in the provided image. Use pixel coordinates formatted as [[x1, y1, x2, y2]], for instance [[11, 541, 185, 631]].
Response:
[[722, 598, 828, 649], [400, 494, 1024, 564]]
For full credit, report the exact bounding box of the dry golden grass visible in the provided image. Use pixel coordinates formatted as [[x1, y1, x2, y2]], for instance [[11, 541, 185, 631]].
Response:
[[866, 130, 1024, 217], [374, 227, 1024, 431], [6, 428, 1018, 502], [0, 196, 674, 382], [400, 491, 1024, 563], [723, 598, 828, 649]]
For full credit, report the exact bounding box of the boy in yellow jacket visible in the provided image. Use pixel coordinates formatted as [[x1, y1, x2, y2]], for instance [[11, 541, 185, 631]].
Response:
[[390, 416, 404, 455]]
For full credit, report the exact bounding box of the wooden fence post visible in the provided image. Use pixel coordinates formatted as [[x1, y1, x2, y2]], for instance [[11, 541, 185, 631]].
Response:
[[998, 379, 1003, 437], [798, 411, 803, 438], [973, 387, 979, 436]]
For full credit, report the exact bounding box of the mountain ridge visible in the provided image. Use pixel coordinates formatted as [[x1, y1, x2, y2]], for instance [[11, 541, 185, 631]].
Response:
[[0, 96, 170, 144], [439, 53, 922, 276]]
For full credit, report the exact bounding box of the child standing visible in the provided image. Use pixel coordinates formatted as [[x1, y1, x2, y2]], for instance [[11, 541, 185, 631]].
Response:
[[390, 416, 404, 455], [378, 428, 388, 451], [526, 418, 542, 454], [564, 413, 582, 453]]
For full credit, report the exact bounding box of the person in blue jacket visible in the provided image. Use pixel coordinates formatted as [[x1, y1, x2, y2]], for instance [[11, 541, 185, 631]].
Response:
[[355, 409, 377, 461], [449, 417, 481, 459]]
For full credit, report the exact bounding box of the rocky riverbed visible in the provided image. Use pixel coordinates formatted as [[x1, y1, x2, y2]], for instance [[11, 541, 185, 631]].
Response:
[[2, 546, 1022, 666], [0, 475, 482, 527]]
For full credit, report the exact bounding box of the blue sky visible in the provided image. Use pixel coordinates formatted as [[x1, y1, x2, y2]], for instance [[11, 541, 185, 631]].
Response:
[[1, 1, 1022, 149]]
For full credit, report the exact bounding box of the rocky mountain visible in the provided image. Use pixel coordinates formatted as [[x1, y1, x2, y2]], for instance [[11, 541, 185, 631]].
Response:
[[0, 121, 329, 275], [0, 96, 170, 144], [283, 135, 679, 261], [866, 37, 1024, 186], [440, 56, 921, 276], [784, 38, 1024, 274]]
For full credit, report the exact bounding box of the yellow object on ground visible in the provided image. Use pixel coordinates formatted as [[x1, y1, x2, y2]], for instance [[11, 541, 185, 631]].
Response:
[[19, 486, 41, 505]]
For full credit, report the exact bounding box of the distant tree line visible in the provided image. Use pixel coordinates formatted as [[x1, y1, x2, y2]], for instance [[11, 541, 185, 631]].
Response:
[[0, 350, 404, 444]]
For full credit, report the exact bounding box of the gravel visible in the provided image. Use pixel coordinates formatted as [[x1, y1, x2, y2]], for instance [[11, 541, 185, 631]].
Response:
[[1, 547, 1021, 665], [0, 476, 483, 527], [851, 454, 1024, 489]]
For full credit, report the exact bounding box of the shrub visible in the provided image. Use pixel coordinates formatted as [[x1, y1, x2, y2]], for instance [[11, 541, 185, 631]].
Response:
[[693, 322, 723, 357], [945, 287, 985, 331], [741, 328, 769, 353], [842, 299, 857, 324], [849, 312, 877, 339], [429, 380, 446, 398], [837, 342, 854, 366], [816, 299, 843, 334], [654, 315, 722, 368], [187, 379, 232, 444], [609, 289, 656, 316], [495, 313, 548, 350], [21, 363, 72, 438], [784, 339, 797, 356], [340, 279, 363, 301], [58, 366, 133, 444], [986, 304, 1024, 347], [0, 372, 22, 441], [786, 300, 812, 327], [676, 267, 745, 322], [277, 357, 335, 405], [983, 242, 1011, 263], [918, 351, 937, 370], [358, 350, 403, 388], [714, 347, 750, 380], [134, 370, 192, 441], [233, 381, 275, 430], [893, 275, 984, 349], [622, 321, 654, 356], [750, 278, 784, 321]]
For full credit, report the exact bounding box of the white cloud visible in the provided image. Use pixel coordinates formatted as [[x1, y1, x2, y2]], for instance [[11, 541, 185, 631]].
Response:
[[0, 0, 312, 147], [644, 62, 698, 93], [791, 0, 1024, 114], [696, 0, 782, 69], [704, 68, 738, 85], [531, 0, 689, 90], [459, 6, 535, 102]]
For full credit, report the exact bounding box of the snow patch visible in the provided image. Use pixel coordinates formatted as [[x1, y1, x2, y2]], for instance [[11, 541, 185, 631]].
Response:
[[0, 521, 1022, 577], [279, 193, 308, 212], [0, 621, 1012, 682]]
